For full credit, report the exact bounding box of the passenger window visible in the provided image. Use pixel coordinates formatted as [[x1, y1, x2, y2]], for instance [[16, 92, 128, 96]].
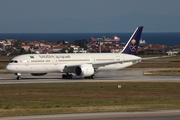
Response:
[[14, 60, 18, 63]]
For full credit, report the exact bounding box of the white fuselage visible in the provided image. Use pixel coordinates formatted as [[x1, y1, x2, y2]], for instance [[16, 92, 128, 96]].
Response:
[[6, 53, 140, 73]]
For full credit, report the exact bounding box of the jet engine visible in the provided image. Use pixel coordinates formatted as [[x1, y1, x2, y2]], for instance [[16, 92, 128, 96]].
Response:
[[74, 64, 94, 77], [31, 73, 47, 76]]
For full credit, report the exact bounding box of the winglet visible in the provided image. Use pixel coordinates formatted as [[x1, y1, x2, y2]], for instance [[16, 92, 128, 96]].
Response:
[[121, 26, 143, 55]]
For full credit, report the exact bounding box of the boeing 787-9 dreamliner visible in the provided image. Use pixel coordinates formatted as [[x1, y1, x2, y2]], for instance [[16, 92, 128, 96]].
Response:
[[6, 26, 159, 80]]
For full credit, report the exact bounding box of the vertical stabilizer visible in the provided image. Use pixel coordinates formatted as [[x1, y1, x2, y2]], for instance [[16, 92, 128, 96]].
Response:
[[121, 26, 143, 55]]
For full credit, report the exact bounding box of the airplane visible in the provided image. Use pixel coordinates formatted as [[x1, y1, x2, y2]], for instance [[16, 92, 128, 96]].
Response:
[[5, 26, 162, 80]]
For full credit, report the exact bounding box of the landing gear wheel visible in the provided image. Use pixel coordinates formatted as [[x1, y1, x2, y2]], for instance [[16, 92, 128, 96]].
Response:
[[91, 75, 95, 79], [84, 75, 95, 79], [69, 74, 73, 79], [16, 76, 21, 80], [62, 74, 66, 79], [15, 73, 21, 80], [62, 73, 73, 79]]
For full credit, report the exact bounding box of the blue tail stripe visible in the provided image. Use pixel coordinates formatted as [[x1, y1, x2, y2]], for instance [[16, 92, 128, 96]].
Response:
[[121, 26, 143, 55]]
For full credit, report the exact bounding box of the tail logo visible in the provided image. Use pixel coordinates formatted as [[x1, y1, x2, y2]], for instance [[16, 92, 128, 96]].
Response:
[[129, 39, 137, 52]]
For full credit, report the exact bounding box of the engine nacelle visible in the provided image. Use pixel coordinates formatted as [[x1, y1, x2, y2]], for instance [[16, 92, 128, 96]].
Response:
[[74, 64, 94, 77], [31, 73, 47, 76]]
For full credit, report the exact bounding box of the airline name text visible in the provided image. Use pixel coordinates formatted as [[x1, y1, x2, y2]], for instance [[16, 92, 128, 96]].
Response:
[[39, 55, 70, 59]]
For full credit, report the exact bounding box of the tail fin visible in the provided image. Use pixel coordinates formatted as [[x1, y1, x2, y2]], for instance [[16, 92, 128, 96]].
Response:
[[121, 26, 143, 55]]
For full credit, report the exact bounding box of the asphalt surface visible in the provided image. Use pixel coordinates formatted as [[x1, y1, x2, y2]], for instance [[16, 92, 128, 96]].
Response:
[[0, 68, 180, 120], [1, 110, 180, 120], [0, 68, 180, 84]]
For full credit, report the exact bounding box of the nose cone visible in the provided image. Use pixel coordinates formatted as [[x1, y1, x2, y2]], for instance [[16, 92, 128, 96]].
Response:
[[6, 64, 13, 72], [6, 64, 10, 71]]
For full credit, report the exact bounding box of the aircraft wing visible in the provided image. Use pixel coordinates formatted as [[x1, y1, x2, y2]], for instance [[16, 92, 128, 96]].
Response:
[[64, 57, 141, 72], [64, 56, 170, 72], [92, 58, 142, 68], [63, 58, 140, 72], [140, 56, 171, 61], [93, 56, 172, 67], [63, 59, 141, 73]]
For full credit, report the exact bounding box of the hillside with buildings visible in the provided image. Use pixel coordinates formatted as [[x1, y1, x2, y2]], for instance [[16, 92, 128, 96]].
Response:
[[0, 38, 180, 56]]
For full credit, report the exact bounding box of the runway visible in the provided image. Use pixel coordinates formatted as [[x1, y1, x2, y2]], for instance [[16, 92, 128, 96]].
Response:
[[0, 68, 180, 84], [1, 110, 180, 120]]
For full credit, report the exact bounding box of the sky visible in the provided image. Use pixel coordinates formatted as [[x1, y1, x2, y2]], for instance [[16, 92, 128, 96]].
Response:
[[0, 0, 180, 33]]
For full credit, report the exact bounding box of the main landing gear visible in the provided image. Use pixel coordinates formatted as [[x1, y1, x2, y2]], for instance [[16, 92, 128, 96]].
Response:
[[84, 75, 95, 79], [15, 73, 21, 80], [62, 73, 95, 79], [62, 73, 73, 79]]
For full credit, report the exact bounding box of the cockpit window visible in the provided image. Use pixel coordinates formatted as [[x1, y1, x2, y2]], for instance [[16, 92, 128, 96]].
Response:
[[10, 60, 18, 63]]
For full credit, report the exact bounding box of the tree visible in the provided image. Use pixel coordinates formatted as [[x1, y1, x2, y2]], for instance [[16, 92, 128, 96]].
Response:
[[74, 39, 88, 49], [19, 48, 27, 55], [68, 47, 74, 53], [57, 40, 66, 45], [14, 40, 22, 48]]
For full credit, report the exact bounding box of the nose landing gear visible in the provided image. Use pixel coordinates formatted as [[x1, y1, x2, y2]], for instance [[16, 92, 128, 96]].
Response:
[[15, 73, 21, 80]]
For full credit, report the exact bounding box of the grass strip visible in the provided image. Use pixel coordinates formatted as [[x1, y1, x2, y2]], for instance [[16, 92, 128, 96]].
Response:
[[0, 82, 180, 117]]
